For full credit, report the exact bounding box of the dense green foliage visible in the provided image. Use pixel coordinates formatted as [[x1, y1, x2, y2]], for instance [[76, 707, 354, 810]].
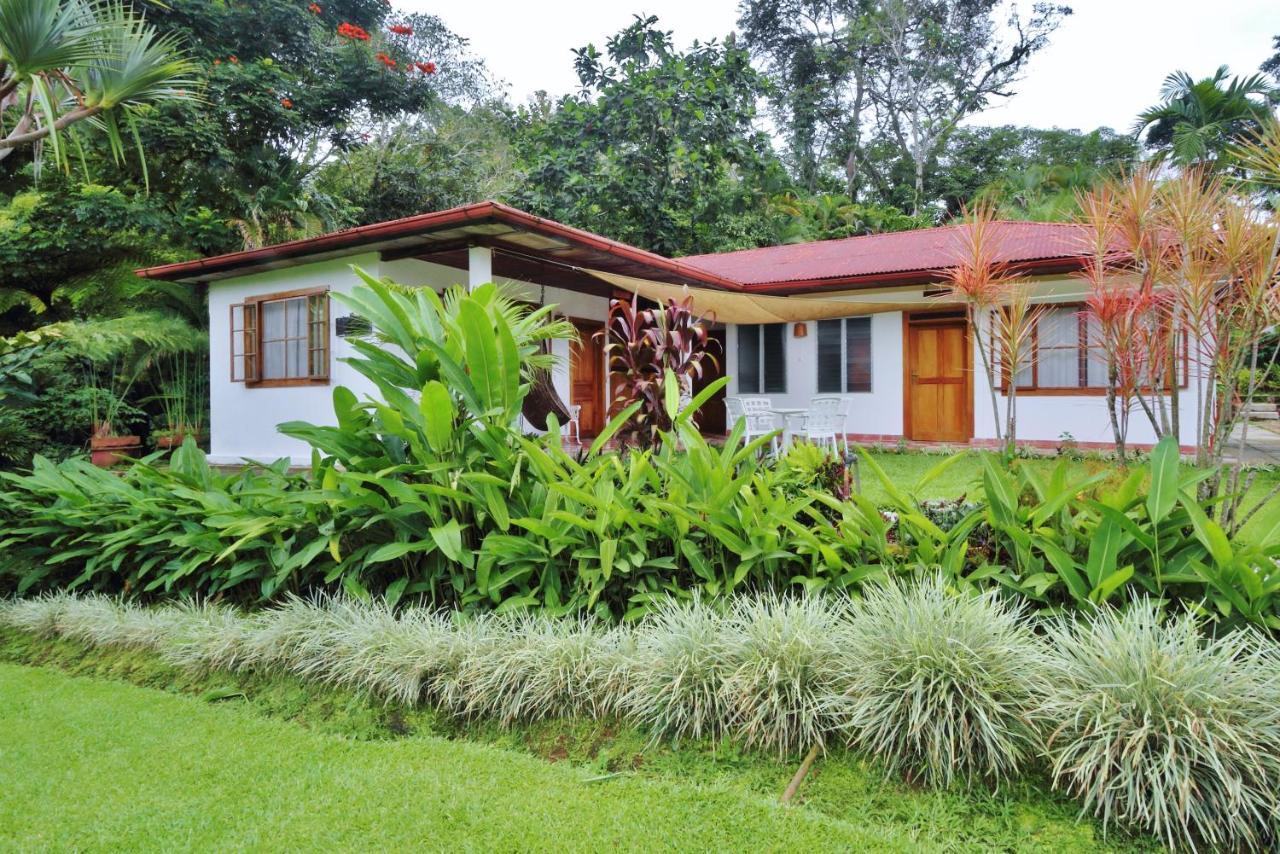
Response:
[[510, 16, 782, 256], [3, 279, 1278, 632], [1135, 65, 1276, 172]]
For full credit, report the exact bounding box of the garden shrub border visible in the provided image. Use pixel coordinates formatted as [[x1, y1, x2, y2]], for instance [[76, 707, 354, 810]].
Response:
[[5, 583, 1280, 850]]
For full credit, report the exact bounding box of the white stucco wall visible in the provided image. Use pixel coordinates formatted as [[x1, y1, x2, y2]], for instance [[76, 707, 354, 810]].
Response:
[[206, 254, 607, 465], [726, 311, 904, 436], [723, 278, 1203, 449]]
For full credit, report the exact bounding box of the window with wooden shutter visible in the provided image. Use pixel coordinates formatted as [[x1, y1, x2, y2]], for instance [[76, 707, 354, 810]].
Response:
[[231, 289, 329, 386]]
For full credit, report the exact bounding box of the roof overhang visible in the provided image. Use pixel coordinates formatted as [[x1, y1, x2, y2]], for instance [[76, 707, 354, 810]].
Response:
[[135, 201, 745, 292]]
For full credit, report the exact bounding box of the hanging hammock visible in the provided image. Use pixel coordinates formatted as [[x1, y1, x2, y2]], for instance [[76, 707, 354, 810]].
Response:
[[522, 367, 570, 430]]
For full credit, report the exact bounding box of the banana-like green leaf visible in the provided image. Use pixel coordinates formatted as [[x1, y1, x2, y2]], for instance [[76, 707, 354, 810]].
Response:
[[1146, 436, 1181, 525], [420, 380, 455, 453]]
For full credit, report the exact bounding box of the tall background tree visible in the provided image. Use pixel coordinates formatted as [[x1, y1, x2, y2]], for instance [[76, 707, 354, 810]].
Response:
[[739, 0, 1071, 214], [511, 15, 786, 256]]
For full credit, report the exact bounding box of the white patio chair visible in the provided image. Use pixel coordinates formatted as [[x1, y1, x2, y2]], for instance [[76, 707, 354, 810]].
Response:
[[565, 405, 581, 443], [725, 396, 780, 455], [794, 396, 849, 454]]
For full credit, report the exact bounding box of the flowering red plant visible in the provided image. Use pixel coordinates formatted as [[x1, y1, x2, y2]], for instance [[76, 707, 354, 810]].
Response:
[[375, 52, 396, 68], [337, 22, 370, 41], [414, 61, 437, 74], [388, 24, 413, 35], [280, 98, 293, 109], [308, 3, 322, 12]]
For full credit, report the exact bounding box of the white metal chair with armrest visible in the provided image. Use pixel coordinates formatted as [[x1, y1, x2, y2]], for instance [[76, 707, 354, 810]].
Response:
[[725, 395, 781, 455]]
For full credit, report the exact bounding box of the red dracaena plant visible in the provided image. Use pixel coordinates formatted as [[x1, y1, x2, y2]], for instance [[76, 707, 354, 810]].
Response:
[[601, 294, 719, 449], [940, 203, 1044, 456]]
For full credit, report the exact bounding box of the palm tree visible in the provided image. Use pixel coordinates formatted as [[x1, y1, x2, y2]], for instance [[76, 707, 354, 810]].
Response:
[[1134, 66, 1276, 172], [0, 0, 194, 175]]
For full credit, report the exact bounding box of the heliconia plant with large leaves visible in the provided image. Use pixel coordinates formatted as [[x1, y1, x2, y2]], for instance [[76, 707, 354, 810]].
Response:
[[4, 271, 1280, 628]]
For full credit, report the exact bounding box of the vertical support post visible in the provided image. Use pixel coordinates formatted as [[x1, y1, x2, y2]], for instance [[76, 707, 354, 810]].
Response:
[[467, 245, 493, 291]]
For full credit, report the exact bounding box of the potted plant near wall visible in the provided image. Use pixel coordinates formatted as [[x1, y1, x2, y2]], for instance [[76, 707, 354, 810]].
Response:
[[150, 351, 208, 450], [88, 390, 143, 466], [85, 353, 151, 467]]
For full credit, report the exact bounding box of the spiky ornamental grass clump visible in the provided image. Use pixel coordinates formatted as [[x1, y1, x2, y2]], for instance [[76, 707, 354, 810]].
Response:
[[0, 592, 74, 638], [718, 593, 850, 757], [830, 576, 1049, 789], [1041, 602, 1280, 851], [159, 601, 260, 674], [624, 598, 731, 745], [54, 595, 186, 652], [461, 615, 633, 726]]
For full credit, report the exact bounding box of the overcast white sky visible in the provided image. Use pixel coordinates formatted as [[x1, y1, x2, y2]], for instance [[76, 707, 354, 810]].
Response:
[[413, 0, 1278, 133]]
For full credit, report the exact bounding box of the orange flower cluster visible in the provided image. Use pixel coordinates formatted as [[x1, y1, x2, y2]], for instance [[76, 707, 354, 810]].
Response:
[[414, 61, 437, 74], [280, 98, 293, 109], [308, 3, 321, 12], [375, 52, 396, 69], [337, 22, 370, 40], [388, 24, 413, 36]]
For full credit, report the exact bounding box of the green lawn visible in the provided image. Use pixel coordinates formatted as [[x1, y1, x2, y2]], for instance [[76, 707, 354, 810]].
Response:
[[855, 449, 1280, 544], [0, 630, 1150, 852], [0, 664, 898, 851]]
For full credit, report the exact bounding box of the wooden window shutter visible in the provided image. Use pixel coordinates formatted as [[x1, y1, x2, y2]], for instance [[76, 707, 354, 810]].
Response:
[[230, 302, 259, 382], [306, 292, 329, 379]]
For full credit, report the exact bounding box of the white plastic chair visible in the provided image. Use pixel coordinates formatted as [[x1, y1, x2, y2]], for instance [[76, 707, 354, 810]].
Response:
[[726, 396, 780, 455], [794, 396, 849, 454]]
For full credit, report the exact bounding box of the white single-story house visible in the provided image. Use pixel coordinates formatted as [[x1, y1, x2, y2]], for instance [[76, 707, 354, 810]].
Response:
[[136, 201, 1199, 465]]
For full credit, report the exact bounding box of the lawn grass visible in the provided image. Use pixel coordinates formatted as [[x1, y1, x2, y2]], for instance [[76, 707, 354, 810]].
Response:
[[854, 448, 1280, 544], [0, 628, 1153, 852]]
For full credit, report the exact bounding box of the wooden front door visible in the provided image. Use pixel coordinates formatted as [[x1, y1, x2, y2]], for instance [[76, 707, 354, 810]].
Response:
[[905, 315, 972, 443], [690, 328, 727, 435], [570, 321, 605, 437]]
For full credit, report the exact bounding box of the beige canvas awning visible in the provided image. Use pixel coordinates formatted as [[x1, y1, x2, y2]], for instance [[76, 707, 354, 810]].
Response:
[[584, 268, 938, 323]]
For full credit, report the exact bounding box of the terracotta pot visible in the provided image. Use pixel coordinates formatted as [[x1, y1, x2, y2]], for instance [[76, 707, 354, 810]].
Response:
[[154, 429, 204, 450], [90, 434, 142, 467]]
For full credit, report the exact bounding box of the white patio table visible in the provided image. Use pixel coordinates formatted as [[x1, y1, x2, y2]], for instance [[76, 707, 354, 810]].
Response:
[[770, 407, 809, 450]]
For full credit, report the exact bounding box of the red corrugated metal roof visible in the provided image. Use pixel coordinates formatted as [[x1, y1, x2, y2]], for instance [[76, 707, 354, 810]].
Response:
[[137, 204, 1100, 293], [679, 221, 1096, 289]]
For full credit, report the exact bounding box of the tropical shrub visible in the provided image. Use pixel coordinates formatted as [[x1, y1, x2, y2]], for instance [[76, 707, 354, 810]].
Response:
[[717, 594, 848, 756], [0, 441, 329, 601], [1040, 602, 1280, 850], [602, 293, 718, 447], [4, 273, 1280, 631], [623, 598, 731, 744], [828, 576, 1049, 789], [977, 438, 1280, 629]]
